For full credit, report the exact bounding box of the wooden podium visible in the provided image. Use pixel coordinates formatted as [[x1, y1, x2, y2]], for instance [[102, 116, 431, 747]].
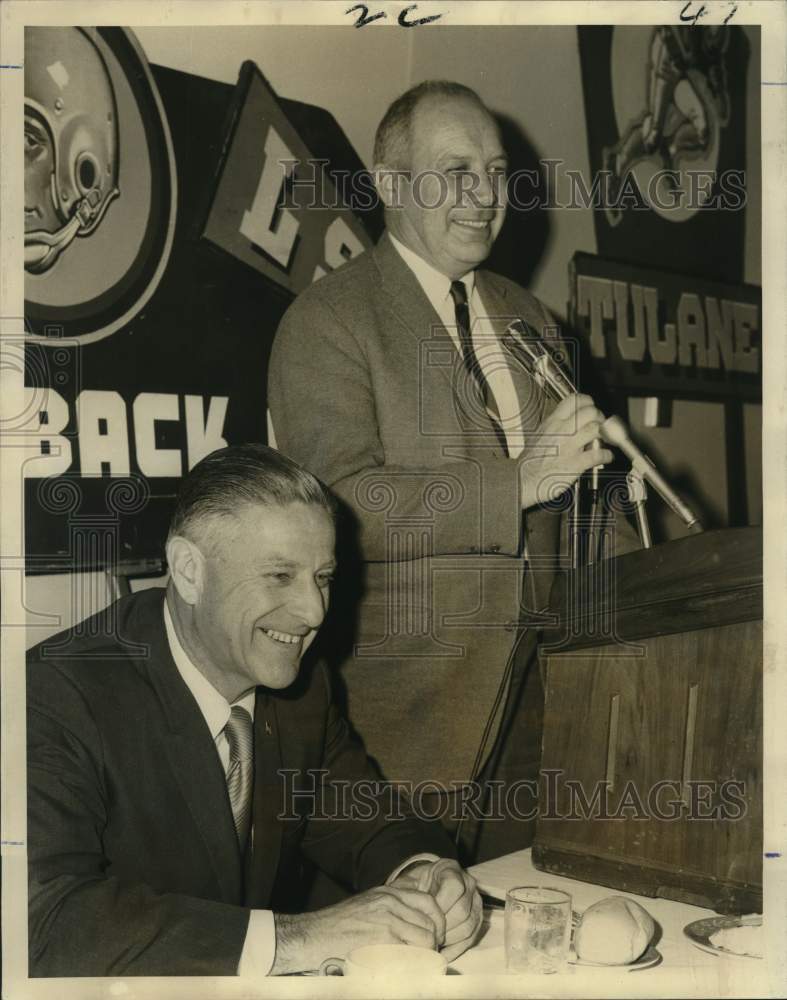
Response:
[[533, 526, 762, 914]]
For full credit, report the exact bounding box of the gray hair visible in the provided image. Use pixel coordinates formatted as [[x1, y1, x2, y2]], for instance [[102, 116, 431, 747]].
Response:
[[167, 443, 336, 543]]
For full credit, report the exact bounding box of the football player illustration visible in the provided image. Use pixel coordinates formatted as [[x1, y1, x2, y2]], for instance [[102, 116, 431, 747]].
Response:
[[604, 26, 730, 226], [25, 28, 120, 274]]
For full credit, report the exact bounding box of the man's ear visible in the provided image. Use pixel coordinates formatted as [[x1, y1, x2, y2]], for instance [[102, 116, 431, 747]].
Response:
[[166, 535, 205, 606], [373, 164, 407, 209]]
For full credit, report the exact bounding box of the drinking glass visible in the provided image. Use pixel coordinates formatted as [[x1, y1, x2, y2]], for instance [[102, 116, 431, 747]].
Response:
[[504, 886, 572, 974]]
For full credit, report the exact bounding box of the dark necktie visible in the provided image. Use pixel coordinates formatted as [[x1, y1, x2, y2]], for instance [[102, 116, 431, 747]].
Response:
[[449, 279, 506, 450], [224, 705, 254, 849], [449, 279, 486, 401]]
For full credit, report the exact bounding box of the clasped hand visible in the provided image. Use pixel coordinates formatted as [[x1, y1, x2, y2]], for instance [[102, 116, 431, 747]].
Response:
[[389, 858, 482, 961], [271, 859, 481, 973]]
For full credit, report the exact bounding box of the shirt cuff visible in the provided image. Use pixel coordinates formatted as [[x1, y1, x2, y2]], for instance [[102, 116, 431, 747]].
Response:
[[385, 852, 443, 886], [237, 909, 276, 978]]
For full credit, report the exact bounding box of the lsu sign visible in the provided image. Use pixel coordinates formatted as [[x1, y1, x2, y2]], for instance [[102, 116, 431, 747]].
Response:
[[200, 61, 372, 294]]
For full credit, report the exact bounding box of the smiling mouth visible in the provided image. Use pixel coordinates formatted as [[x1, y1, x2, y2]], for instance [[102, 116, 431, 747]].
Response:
[[452, 218, 491, 231], [259, 626, 302, 645]]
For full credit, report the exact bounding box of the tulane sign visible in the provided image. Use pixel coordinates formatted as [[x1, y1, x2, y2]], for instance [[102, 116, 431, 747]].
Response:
[[569, 252, 761, 401]]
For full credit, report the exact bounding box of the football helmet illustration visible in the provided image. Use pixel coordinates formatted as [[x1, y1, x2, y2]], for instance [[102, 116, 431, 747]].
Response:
[[25, 27, 120, 274]]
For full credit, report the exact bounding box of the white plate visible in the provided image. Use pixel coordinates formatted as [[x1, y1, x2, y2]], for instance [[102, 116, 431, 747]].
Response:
[[684, 916, 763, 960], [453, 943, 662, 975], [570, 944, 662, 970]]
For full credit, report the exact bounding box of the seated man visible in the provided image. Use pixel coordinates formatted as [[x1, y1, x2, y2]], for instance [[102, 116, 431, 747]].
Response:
[[27, 444, 481, 977]]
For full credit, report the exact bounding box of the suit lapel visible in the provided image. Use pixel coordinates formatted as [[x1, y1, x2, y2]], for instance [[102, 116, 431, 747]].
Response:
[[372, 235, 508, 453], [139, 592, 243, 904], [246, 690, 284, 906], [373, 234, 448, 353]]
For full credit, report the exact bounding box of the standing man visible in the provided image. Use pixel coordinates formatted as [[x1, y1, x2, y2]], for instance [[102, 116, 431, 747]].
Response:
[[27, 444, 481, 976], [269, 81, 614, 860]]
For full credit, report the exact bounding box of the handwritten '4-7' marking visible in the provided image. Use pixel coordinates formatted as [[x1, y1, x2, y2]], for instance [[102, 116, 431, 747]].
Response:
[[346, 3, 445, 28], [679, 1, 738, 25]]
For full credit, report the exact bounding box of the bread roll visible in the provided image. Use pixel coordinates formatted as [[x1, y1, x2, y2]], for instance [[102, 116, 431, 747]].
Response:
[[573, 896, 655, 965]]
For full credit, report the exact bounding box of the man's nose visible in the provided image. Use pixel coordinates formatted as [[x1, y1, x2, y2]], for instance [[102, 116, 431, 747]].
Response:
[[468, 171, 498, 208], [290, 578, 328, 630]]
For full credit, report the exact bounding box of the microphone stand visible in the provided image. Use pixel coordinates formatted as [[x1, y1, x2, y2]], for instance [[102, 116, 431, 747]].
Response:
[[502, 324, 703, 564], [502, 326, 593, 570], [625, 466, 653, 549], [587, 443, 604, 566], [601, 415, 703, 543]]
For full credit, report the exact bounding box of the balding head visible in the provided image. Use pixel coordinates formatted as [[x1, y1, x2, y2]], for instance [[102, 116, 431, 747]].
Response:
[[373, 80, 491, 172]]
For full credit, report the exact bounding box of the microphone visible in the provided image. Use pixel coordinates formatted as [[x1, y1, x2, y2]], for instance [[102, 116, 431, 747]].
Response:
[[503, 320, 576, 401], [503, 320, 603, 526], [504, 320, 606, 475], [601, 416, 703, 532], [503, 323, 703, 541]]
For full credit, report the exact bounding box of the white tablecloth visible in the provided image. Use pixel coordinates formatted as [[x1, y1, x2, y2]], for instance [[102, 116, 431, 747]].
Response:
[[448, 848, 775, 997]]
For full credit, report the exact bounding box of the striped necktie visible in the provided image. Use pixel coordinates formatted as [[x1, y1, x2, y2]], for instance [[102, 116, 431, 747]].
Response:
[[450, 279, 486, 400], [224, 705, 254, 849], [449, 278, 506, 451]]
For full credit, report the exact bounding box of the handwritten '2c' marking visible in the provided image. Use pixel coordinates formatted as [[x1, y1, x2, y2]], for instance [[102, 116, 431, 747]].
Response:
[[345, 3, 445, 28], [345, 4, 386, 27]]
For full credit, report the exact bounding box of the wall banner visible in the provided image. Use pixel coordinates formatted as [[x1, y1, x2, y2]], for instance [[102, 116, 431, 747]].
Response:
[[22, 32, 373, 574], [577, 25, 752, 284], [569, 252, 761, 401]]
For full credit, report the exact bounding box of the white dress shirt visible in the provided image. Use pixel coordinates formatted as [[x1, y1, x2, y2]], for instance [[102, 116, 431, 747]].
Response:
[[163, 599, 275, 978], [389, 233, 527, 457]]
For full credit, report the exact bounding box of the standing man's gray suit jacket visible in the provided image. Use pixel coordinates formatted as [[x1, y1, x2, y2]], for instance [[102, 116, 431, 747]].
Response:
[[269, 234, 564, 790]]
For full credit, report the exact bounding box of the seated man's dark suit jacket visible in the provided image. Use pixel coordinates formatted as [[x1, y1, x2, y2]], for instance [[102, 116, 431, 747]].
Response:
[[269, 233, 566, 793], [27, 587, 453, 977]]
